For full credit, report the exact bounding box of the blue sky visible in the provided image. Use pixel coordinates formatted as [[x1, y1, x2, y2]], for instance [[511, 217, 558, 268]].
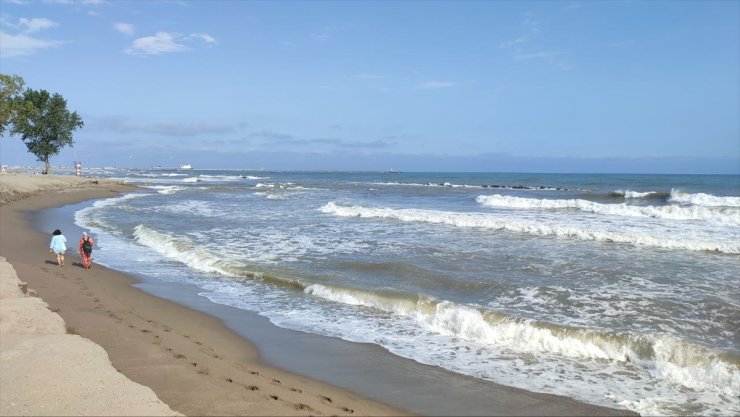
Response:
[[0, 0, 738, 173]]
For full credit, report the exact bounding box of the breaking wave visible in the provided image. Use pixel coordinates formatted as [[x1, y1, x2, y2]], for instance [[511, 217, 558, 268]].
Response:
[[669, 190, 740, 207], [369, 181, 577, 191], [475, 195, 740, 226], [304, 283, 740, 403], [319, 202, 739, 253], [128, 222, 739, 415], [132, 225, 304, 289]]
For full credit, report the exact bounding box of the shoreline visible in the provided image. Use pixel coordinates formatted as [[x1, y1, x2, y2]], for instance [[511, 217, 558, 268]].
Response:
[[0, 174, 635, 416], [0, 179, 403, 416]]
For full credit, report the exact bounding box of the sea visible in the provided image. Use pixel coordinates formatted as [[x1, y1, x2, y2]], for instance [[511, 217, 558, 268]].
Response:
[[69, 170, 738, 416]]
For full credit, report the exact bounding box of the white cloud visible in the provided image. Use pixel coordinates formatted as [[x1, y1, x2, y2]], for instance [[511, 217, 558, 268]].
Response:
[[125, 32, 188, 55], [419, 81, 455, 89], [189, 33, 217, 44], [113, 22, 134, 36], [18, 17, 58, 33], [0, 31, 63, 58]]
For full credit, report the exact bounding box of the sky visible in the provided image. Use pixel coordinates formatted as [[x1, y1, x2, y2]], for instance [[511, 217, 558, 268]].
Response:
[[0, 0, 738, 173]]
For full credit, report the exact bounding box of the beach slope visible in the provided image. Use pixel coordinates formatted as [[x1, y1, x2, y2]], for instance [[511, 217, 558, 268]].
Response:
[[0, 174, 404, 416]]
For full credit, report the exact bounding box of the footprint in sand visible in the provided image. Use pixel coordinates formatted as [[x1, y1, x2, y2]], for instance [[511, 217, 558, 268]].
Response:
[[294, 403, 313, 411]]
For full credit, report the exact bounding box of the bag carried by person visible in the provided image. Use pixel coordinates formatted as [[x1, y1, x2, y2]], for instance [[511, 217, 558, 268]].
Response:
[[82, 238, 93, 255]]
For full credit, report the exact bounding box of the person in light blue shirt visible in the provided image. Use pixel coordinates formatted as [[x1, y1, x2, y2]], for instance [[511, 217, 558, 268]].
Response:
[[49, 229, 67, 267]]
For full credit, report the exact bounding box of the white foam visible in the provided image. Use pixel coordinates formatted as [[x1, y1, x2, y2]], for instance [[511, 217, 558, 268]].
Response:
[[182, 177, 200, 183], [319, 202, 740, 253], [159, 200, 220, 217], [618, 190, 659, 199], [475, 194, 740, 225], [304, 284, 740, 406], [669, 189, 740, 207], [145, 185, 185, 195], [363, 181, 563, 190], [133, 225, 235, 276], [195, 175, 242, 182]]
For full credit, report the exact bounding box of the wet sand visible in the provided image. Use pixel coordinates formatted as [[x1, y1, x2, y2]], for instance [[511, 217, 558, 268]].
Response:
[[0, 174, 635, 416]]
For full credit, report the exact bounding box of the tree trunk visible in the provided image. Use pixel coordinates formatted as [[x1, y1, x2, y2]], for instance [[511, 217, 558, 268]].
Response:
[[44, 155, 51, 175]]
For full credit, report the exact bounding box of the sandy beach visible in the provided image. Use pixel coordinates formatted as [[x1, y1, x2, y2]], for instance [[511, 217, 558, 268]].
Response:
[[0, 174, 403, 416], [0, 173, 635, 416]]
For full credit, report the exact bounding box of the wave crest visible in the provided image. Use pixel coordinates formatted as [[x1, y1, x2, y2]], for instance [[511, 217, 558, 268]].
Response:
[[304, 283, 740, 397], [475, 194, 740, 225], [669, 189, 740, 207], [319, 202, 739, 253]]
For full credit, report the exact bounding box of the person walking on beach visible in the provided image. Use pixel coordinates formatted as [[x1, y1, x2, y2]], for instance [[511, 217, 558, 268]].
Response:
[[78, 231, 94, 269], [49, 229, 67, 267]]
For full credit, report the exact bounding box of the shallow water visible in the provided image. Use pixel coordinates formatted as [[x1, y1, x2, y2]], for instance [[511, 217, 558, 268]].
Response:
[[69, 170, 739, 416]]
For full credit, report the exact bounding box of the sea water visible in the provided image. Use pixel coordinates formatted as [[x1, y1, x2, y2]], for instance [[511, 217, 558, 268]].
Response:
[[72, 171, 739, 416]]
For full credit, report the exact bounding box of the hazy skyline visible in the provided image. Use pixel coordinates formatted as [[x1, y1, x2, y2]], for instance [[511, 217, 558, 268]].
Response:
[[1, 0, 738, 173]]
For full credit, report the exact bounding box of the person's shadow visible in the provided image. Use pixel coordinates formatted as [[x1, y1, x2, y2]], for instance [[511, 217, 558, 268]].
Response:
[[44, 260, 84, 268]]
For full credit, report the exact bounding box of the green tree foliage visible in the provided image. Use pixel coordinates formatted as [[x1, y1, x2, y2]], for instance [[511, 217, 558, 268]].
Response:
[[0, 73, 26, 137], [11, 89, 84, 175]]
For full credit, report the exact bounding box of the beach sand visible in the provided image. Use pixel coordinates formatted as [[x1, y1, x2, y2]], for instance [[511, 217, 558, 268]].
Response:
[[0, 173, 635, 416], [0, 174, 403, 416]]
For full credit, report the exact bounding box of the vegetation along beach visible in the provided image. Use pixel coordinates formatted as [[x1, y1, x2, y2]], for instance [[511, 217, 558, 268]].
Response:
[[1, 1, 738, 416]]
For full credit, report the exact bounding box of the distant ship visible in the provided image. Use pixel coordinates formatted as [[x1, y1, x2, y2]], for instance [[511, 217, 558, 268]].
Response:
[[179, 164, 193, 170], [383, 169, 401, 174]]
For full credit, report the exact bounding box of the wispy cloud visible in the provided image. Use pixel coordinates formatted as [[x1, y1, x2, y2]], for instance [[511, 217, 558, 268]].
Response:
[[499, 13, 539, 49], [310, 24, 351, 44], [354, 73, 384, 80], [113, 22, 134, 36], [0, 17, 63, 58], [91, 116, 234, 137], [500, 13, 573, 70], [18, 17, 58, 33], [248, 129, 395, 149], [188, 33, 217, 44], [41, 0, 106, 5], [419, 81, 455, 89], [0, 31, 63, 58], [515, 51, 573, 70], [124, 31, 217, 55], [125, 32, 188, 55]]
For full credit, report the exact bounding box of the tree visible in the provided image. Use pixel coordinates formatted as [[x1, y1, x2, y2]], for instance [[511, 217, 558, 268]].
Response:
[[11, 89, 84, 175], [0, 73, 26, 137]]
